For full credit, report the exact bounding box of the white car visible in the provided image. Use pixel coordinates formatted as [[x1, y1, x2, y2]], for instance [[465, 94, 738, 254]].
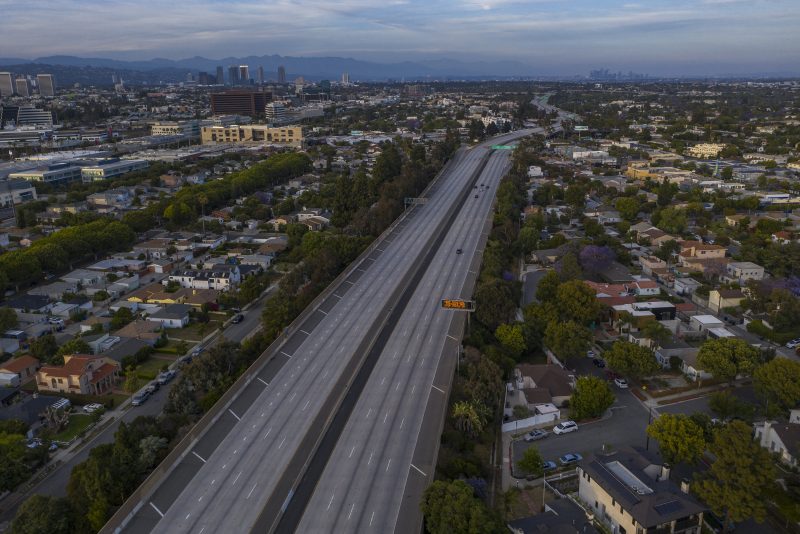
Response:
[[553, 421, 579, 435], [614, 378, 629, 388], [785, 339, 800, 349], [83, 403, 104, 414]]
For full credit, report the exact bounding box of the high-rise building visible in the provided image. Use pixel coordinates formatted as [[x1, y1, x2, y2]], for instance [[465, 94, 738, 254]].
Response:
[[0, 73, 14, 97], [265, 102, 287, 124], [210, 90, 270, 116], [186, 72, 195, 83], [216, 66, 224, 85], [228, 65, 240, 85], [278, 65, 286, 83], [239, 65, 250, 83], [15, 78, 30, 97], [198, 72, 210, 85], [341, 72, 350, 85], [37, 74, 56, 97], [257, 66, 264, 84]]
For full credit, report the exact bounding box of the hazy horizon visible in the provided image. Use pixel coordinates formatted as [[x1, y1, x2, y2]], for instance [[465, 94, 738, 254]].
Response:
[[2, 0, 799, 76]]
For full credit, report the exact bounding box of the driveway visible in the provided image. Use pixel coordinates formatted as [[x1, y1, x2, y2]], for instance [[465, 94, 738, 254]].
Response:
[[510, 388, 654, 475], [521, 268, 547, 307]]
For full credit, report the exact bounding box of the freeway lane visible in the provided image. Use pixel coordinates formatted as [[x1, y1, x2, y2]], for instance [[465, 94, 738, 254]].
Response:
[[293, 150, 514, 533], [115, 140, 500, 534]]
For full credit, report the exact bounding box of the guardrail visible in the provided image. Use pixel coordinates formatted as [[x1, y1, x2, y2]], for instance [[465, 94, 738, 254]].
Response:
[[102, 147, 468, 534]]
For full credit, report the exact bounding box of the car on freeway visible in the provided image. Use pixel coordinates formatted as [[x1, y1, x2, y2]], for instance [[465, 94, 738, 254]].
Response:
[[542, 461, 558, 471], [592, 358, 606, 368], [553, 420, 578, 435], [614, 377, 629, 388], [83, 403, 104, 414], [131, 390, 150, 406], [523, 429, 548, 442], [474, 194, 479, 198], [456, 248, 463, 254], [559, 453, 583, 465], [157, 369, 177, 385], [231, 313, 244, 324]]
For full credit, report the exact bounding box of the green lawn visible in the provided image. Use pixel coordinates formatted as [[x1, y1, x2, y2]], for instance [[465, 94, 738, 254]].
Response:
[[169, 320, 223, 342], [135, 357, 171, 380], [52, 414, 95, 443]]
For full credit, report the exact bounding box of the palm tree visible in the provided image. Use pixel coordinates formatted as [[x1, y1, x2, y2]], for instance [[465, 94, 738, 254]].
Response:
[[452, 401, 483, 438]]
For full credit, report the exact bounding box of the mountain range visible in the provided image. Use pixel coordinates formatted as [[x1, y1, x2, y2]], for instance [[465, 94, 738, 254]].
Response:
[[0, 54, 537, 85]]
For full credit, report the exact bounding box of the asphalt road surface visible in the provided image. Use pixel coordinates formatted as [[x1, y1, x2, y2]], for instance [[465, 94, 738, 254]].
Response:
[[116, 131, 535, 534], [292, 150, 514, 533]]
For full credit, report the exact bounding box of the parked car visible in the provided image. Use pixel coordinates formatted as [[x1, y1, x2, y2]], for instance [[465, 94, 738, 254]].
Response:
[[592, 358, 606, 368], [27, 438, 57, 451], [542, 460, 558, 471], [51, 398, 71, 411], [559, 453, 583, 465], [523, 429, 548, 442], [553, 420, 579, 435], [191, 346, 203, 357], [131, 391, 150, 406], [83, 403, 104, 414], [614, 377, 629, 388], [231, 314, 244, 324], [785, 339, 800, 349], [157, 370, 177, 385], [586, 349, 595, 358], [145, 382, 160, 394]]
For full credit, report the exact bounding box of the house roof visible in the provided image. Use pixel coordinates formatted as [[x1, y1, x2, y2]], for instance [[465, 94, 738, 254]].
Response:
[[508, 498, 599, 534], [580, 447, 706, 529], [716, 289, 744, 299], [0, 355, 39, 374], [522, 387, 553, 405], [773, 424, 800, 459], [4, 294, 50, 310], [517, 364, 573, 397], [150, 303, 191, 319]]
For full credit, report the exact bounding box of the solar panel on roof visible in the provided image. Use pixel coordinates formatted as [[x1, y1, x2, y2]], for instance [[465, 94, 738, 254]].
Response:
[[654, 500, 684, 515]]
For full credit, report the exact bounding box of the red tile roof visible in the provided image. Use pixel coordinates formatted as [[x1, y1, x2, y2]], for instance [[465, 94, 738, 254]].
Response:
[[0, 355, 39, 374]]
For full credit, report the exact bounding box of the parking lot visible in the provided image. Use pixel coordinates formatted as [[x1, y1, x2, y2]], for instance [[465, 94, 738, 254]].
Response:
[[510, 386, 654, 473]]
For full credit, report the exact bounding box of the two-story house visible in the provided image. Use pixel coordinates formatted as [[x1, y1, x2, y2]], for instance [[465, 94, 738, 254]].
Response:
[[36, 354, 120, 395], [724, 262, 765, 285], [578, 447, 706, 534], [167, 265, 241, 291], [754, 409, 800, 468]]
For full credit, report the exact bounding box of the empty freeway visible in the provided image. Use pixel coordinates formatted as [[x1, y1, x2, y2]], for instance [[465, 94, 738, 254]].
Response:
[[106, 129, 535, 534]]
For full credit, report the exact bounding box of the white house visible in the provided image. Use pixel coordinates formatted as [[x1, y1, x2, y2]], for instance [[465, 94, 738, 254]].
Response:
[[754, 412, 800, 467], [146, 304, 191, 329], [724, 261, 765, 285], [689, 314, 724, 334]]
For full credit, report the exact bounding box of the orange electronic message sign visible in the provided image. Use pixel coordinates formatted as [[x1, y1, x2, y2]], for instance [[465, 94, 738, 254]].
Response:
[[441, 299, 475, 311]]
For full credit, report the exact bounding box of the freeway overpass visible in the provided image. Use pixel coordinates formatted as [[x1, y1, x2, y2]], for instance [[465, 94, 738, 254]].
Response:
[[105, 130, 535, 534]]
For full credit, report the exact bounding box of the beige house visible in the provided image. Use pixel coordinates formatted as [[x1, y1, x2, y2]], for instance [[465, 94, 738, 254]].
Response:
[[36, 354, 120, 395], [708, 289, 745, 313], [578, 447, 706, 534]]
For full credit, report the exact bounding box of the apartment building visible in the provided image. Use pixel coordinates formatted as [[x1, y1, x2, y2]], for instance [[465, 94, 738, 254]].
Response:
[[724, 261, 765, 284], [200, 124, 303, 147], [687, 143, 725, 158]]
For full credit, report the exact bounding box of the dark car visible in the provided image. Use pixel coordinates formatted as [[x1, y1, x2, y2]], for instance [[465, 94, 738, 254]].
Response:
[[474, 194, 479, 198], [232, 314, 244, 324], [456, 248, 463, 254], [592, 358, 606, 368]]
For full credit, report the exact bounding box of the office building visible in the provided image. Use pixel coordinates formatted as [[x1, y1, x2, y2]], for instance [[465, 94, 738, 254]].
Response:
[[80, 158, 149, 182], [278, 65, 286, 83], [201, 124, 303, 147], [228, 65, 240, 86], [16, 106, 54, 127], [687, 143, 725, 158], [265, 102, 287, 124], [0, 73, 14, 97], [210, 90, 270, 116], [216, 66, 224, 86], [341, 72, 350, 85], [10, 162, 83, 184], [15, 78, 31, 97], [239, 65, 250, 83], [150, 121, 200, 137], [257, 66, 264, 84], [37, 74, 56, 97], [0, 180, 38, 208]]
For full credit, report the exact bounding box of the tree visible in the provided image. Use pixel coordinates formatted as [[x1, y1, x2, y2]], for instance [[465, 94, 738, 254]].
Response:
[[0, 431, 29, 492], [555, 251, 582, 281], [694, 421, 775, 531], [29, 334, 59, 363], [654, 239, 681, 263], [654, 206, 687, 234], [474, 280, 517, 330], [754, 358, 800, 412], [708, 390, 753, 421], [421, 480, 502, 534], [123, 367, 141, 394], [11, 495, 74, 534], [544, 320, 591, 361], [570, 375, 615, 420], [697, 338, 760, 383], [535, 270, 561, 303], [646, 414, 706, 464], [615, 196, 640, 221], [110, 307, 134, 330], [603, 341, 660, 379], [495, 323, 526, 358], [640, 321, 672, 348], [518, 446, 544, 478], [0, 307, 19, 332], [451, 401, 484, 438], [555, 280, 602, 325], [56, 338, 91, 358]]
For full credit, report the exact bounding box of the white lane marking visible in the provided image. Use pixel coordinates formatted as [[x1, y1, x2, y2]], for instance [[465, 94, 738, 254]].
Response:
[[228, 409, 241, 421], [233, 471, 242, 486], [348, 503, 355, 520], [411, 385, 416, 395], [381, 376, 385, 385], [280, 351, 292, 359], [349, 446, 355, 458], [149, 502, 165, 517], [186, 513, 191, 520], [234, 449, 238, 455], [420, 357, 426, 367], [376, 248, 385, 252], [368, 451, 374, 465], [332, 294, 342, 299], [432, 385, 445, 394], [447, 335, 457, 341], [257, 377, 269, 386], [370, 511, 375, 526], [211, 479, 215, 485], [400, 417, 405, 430], [263, 428, 272, 440], [299, 329, 311, 335], [366, 408, 372, 418], [317, 309, 328, 315], [302, 400, 310, 411], [386, 458, 392, 472], [247, 483, 258, 499], [356, 268, 366, 273], [327, 492, 335, 510], [344, 281, 354, 285], [290, 392, 297, 401], [192, 451, 206, 463], [383, 411, 389, 424], [279, 437, 286, 449], [410, 463, 428, 477], [395, 382, 400, 391], [199, 527, 205, 534], [393, 351, 398, 359]]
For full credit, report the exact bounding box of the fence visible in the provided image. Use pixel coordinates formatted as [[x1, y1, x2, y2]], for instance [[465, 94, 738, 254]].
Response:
[[502, 412, 559, 433]]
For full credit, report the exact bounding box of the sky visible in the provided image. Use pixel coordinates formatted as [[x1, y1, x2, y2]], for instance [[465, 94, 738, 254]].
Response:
[[1, 0, 799, 75]]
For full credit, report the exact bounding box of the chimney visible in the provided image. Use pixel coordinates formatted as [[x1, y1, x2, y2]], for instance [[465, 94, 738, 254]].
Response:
[[660, 463, 671, 481], [680, 478, 690, 494]]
